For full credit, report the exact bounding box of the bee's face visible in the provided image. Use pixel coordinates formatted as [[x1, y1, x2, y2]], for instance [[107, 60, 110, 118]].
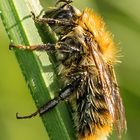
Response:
[[43, 3, 81, 20]]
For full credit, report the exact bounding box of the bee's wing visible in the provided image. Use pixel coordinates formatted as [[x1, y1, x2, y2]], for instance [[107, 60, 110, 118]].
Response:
[[107, 65, 127, 136], [90, 41, 127, 137]]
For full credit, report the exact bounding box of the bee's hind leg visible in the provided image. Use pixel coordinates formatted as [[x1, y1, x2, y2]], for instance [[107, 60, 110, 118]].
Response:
[[16, 77, 81, 119]]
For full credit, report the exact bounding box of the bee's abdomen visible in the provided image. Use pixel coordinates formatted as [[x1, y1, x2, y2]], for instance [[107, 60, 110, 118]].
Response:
[[75, 76, 113, 140]]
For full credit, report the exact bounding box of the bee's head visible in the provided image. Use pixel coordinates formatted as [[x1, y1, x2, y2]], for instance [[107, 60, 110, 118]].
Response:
[[43, 1, 81, 21]]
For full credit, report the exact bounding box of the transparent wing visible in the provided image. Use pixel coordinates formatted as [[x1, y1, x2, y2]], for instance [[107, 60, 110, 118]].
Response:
[[107, 65, 127, 136]]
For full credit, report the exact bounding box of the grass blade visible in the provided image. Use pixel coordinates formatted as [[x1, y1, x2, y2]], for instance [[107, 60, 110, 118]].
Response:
[[0, 0, 75, 139]]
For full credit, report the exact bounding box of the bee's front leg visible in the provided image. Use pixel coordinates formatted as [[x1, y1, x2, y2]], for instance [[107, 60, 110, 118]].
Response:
[[31, 11, 74, 27]]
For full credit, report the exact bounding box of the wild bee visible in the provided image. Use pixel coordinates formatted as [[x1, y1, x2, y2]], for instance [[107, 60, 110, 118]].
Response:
[[10, 0, 127, 140]]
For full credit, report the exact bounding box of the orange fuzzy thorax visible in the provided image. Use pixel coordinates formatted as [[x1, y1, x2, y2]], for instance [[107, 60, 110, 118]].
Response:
[[78, 8, 117, 63]]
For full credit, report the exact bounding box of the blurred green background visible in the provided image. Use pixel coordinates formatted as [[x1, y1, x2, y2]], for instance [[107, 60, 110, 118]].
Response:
[[0, 0, 140, 140]]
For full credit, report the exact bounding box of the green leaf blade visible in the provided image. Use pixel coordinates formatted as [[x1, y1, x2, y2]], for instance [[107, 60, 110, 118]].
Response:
[[0, 0, 75, 139]]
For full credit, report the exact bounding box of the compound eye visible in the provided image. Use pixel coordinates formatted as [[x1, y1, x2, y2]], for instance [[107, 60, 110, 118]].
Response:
[[56, 10, 73, 19]]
